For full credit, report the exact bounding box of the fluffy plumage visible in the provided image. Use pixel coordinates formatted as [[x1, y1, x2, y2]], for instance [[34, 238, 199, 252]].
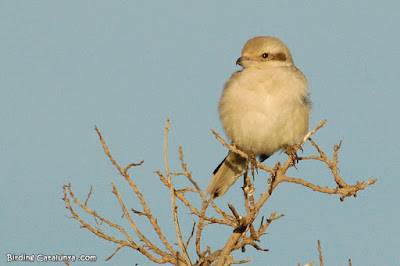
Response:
[[207, 36, 311, 198]]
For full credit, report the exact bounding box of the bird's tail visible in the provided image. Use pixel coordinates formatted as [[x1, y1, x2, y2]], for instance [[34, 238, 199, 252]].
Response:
[[207, 151, 247, 198]]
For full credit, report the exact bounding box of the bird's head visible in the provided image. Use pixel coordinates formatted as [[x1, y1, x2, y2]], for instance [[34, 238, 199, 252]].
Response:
[[236, 36, 294, 69]]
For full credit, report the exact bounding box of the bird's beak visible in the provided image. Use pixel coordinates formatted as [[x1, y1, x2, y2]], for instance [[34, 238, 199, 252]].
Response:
[[236, 56, 249, 67]]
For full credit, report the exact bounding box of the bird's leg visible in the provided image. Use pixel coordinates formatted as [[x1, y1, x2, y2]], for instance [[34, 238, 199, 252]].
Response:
[[283, 143, 303, 167], [248, 149, 258, 179], [243, 171, 249, 193]]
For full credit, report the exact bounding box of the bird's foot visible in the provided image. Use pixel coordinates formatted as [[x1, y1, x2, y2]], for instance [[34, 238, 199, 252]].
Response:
[[283, 144, 303, 167], [247, 150, 258, 178]]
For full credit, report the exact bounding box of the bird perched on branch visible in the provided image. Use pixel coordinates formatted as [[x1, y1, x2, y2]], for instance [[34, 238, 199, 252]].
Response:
[[207, 36, 311, 198]]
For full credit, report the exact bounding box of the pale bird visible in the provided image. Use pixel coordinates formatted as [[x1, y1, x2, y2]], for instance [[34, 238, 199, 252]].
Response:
[[207, 36, 311, 198]]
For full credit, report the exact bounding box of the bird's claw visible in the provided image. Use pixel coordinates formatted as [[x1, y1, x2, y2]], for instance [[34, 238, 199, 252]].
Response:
[[283, 144, 303, 167], [248, 150, 258, 178]]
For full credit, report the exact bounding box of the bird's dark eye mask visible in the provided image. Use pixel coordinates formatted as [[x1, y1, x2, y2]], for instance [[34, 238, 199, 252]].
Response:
[[271, 52, 287, 61]]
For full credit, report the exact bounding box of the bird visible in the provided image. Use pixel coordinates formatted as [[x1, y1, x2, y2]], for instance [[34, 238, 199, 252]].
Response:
[[207, 36, 311, 198]]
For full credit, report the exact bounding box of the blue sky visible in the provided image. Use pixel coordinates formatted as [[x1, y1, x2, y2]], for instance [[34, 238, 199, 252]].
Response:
[[1, 1, 399, 265]]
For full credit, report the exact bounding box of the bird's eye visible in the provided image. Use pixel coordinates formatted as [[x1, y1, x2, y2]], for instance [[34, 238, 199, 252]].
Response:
[[262, 53, 269, 58]]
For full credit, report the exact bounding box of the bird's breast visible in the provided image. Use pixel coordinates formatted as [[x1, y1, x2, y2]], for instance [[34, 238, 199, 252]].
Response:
[[218, 67, 310, 155]]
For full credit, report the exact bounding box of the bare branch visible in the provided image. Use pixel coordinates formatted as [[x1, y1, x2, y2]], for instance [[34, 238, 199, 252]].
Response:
[[211, 200, 237, 223], [105, 244, 124, 261], [62, 253, 70, 266], [185, 221, 196, 249], [226, 255, 253, 265], [308, 138, 348, 188], [228, 203, 241, 220], [63, 184, 175, 264], [124, 160, 144, 173], [257, 212, 284, 238], [111, 182, 167, 257], [84, 186, 93, 206], [163, 118, 192, 265], [318, 240, 324, 266], [95, 126, 176, 255], [281, 175, 377, 200], [64, 119, 376, 265], [94, 125, 125, 176], [300, 119, 327, 145]]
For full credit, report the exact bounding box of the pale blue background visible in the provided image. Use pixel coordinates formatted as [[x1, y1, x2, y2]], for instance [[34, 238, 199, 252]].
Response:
[[1, 1, 399, 265]]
